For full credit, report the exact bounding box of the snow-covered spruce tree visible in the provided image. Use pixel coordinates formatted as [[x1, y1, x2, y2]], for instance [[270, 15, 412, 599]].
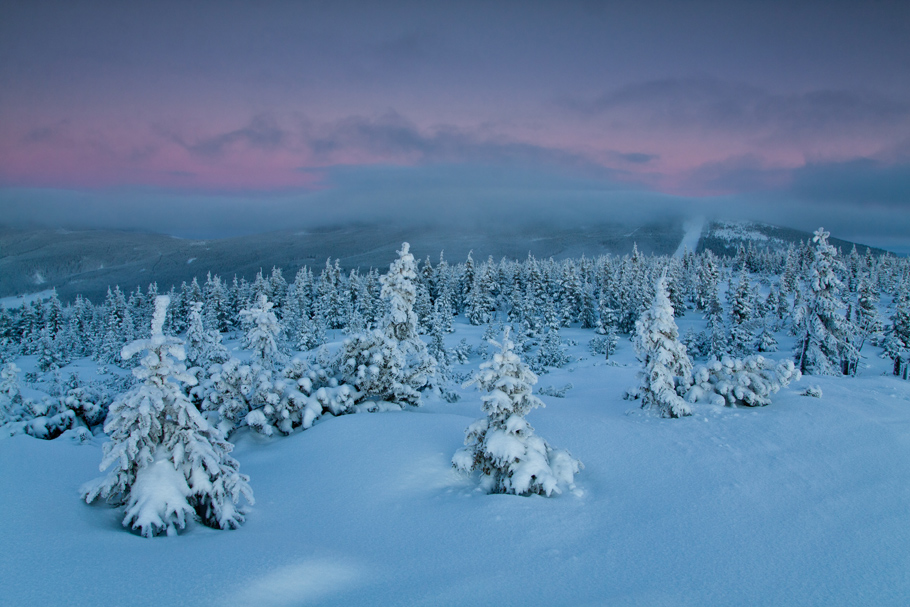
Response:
[[337, 243, 436, 405], [681, 327, 705, 359], [533, 325, 569, 373], [884, 290, 910, 379], [695, 250, 721, 311], [296, 312, 326, 352], [685, 355, 800, 407], [203, 273, 232, 333], [631, 275, 693, 418], [82, 296, 253, 538], [755, 320, 779, 353], [853, 278, 883, 352], [453, 328, 581, 496], [36, 326, 68, 372], [184, 302, 229, 371], [792, 228, 859, 376], [315, 259, 345, 331], [476, 321, 499, 360], [200, 357, 262, 436], [427, 300, 459, 402], [380, 242, 422, 342], [97, 287, 134, 366], [0, 362, 23, 425], [728, 267, 755, 356], [240, 294, 287, 370]]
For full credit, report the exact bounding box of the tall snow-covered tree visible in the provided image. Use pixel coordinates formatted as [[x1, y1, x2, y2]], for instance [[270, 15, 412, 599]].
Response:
[[884, 290, 910, 379], [853, 277, 883, 354], [338, 243, 437, 405], [82, 296, 253, 538], [268, 267, 288, 317], [97, 287, 134, 366], [533, 325, 569, 373], [467, 257, 498, 326], [240, 294, 286, 370], [380, 242, 422, 342], [453, 328, 582, 496], [66, 295, 93, 358], [459, 251, 476, 317], [316, 259, 345, 330], [793, 228, 858, 376], [36, 326, 67, 372], [0, 362, 23, 425], [184, 302, 229, 371], [632, 275, 693, 418], [728, 267, 755, 356], [665, 259, 687, 317], [203, 273, 231, 333]]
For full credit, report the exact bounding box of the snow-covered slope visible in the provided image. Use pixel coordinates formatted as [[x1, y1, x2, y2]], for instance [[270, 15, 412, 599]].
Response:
[[2, 320, 909, 606], [697, 220, 890, 258]]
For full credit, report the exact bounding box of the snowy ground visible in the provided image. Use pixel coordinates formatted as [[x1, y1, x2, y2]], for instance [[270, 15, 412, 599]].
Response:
[[2, 319, 910, 606]]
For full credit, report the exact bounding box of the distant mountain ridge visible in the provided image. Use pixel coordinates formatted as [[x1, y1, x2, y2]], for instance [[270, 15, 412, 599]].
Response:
[[696, 220, 889, 258], [0, 219, 890, 303]]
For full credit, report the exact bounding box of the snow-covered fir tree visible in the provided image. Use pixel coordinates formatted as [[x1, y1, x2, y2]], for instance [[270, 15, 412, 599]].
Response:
[[631, 275, 693, 418], [0, 362, 23, 425], [200, 358, 259, 436], [316, 259, 345, 330], [467, 257, 498, 326], [755, 320, 779, 353], [337, 243, 436, 405], [296, 312, 326, 352], [184, 302, 229, 371], [380, 242, 434, 354], [82, 296, 253, 537], [427, 300, 450, 373], [853, 277, 883, 354], [66, 295, 94, 359], [97, 287, 134, 366], [690, 326, 712, 358], [240, 294, 286, 370], [884, 289, 910, 379], [793, 228, 859, 376], [452, 328, 582, 496], [203, 274, 232, 333], [427, 305, 459, 402], [665, 259, 687, 317], [728, 267, 754, 356], [268, 267, 288, 318], [36, 326, 67, 372], [533, 325, 570, 373]]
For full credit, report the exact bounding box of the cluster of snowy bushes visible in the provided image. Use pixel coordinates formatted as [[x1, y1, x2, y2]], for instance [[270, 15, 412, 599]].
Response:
[[685, 356, 800, 408], [0, 362, 128, 440]]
